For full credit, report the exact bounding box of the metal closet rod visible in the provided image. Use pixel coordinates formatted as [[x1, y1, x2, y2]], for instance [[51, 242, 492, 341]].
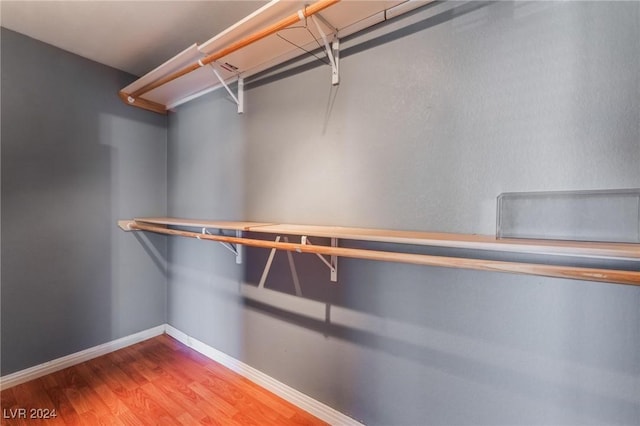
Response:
[[123, 0, 341, 103], [128, 221, 640, 287]]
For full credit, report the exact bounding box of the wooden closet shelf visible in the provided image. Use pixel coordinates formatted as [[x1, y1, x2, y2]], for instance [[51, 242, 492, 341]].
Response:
[[120, 218, 275, 231], [118, 217, 640, 286], [119, 0, 432, 114]]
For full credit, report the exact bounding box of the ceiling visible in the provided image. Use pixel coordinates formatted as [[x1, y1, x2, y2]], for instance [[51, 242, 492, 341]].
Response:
[[0, 1, 268, 77]]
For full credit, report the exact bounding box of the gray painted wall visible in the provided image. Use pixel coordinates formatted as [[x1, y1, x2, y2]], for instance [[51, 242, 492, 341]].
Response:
[[167, 2, 640, 425], [1, 28, 168, 375]]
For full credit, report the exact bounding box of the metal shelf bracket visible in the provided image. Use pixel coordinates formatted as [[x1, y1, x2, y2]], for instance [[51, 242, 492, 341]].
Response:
[[199, 227, 242, 264], [258, 234, 338, 292], [302, 236, 338, 282], [208, 64, 244, 114], [311, 14, 339, 85]]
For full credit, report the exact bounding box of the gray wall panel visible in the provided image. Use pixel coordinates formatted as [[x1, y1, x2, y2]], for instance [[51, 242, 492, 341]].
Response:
[[167, 93, 246, 357], [167, 2, 639, 425], [1, 28, 167, 375]]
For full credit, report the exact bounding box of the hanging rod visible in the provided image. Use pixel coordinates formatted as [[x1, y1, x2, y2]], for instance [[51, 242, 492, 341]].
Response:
[[123, 220, 640, 286], [121, 0, 340, 107]]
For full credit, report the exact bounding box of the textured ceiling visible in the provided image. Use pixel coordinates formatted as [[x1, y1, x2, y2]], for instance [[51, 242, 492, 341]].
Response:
[[0, 1, 267, 77]]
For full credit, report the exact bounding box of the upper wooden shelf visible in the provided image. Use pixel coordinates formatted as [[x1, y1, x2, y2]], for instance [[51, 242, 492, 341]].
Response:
[[119, 0, 431, 114], [118, 217, 640, 286], [119, 218, 275, 231]]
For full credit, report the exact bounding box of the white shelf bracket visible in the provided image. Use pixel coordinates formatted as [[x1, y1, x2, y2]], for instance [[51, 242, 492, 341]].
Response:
[[235, 230, 243, 264], [330, 237, 338, 282], [237, 77, 244, 114], [331, 40, 339, 86], [200, 227, 242, 264], [303, 236, 338, 282], [208, 64, 244, 114], [310, 15, 339, 86]]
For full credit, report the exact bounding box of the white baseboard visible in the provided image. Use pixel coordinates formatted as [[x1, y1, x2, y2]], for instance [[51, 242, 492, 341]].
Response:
[[0, 325, 166, 391], [165, 324, 363, 426], [1, 323, 362, 425]]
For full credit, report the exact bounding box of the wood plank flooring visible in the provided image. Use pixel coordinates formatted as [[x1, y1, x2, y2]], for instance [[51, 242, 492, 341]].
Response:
[[0, 334, 327, 425]]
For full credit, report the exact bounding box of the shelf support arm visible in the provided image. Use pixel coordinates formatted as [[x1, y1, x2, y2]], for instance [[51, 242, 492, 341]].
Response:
[[199, 227, 242, 263], [310, 15, 339, 85], [208, 64, 244, 114], [302, 236, 338, 282], [235, 230, 243, 264]]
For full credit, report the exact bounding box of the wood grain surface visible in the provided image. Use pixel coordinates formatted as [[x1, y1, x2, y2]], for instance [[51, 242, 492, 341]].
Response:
[[127, 217, 640, 261], [0, 335, 327, 426], [126, 0, 340, 102], [122, 219, 640, 286]]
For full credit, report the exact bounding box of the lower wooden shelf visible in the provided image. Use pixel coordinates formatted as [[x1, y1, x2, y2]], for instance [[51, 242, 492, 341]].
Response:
[[118, 217, 640, 286]]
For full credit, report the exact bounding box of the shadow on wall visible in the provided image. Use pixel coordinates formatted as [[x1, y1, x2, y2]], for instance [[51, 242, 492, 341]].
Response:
[[1, 26, 115, 373], [233, 0, 640, 422], [240, 237, 640, 424], [1, 26, 167, 376]]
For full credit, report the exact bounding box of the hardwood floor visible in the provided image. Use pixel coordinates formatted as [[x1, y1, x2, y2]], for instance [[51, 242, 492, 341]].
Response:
[[0, 334, 327, 425]]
